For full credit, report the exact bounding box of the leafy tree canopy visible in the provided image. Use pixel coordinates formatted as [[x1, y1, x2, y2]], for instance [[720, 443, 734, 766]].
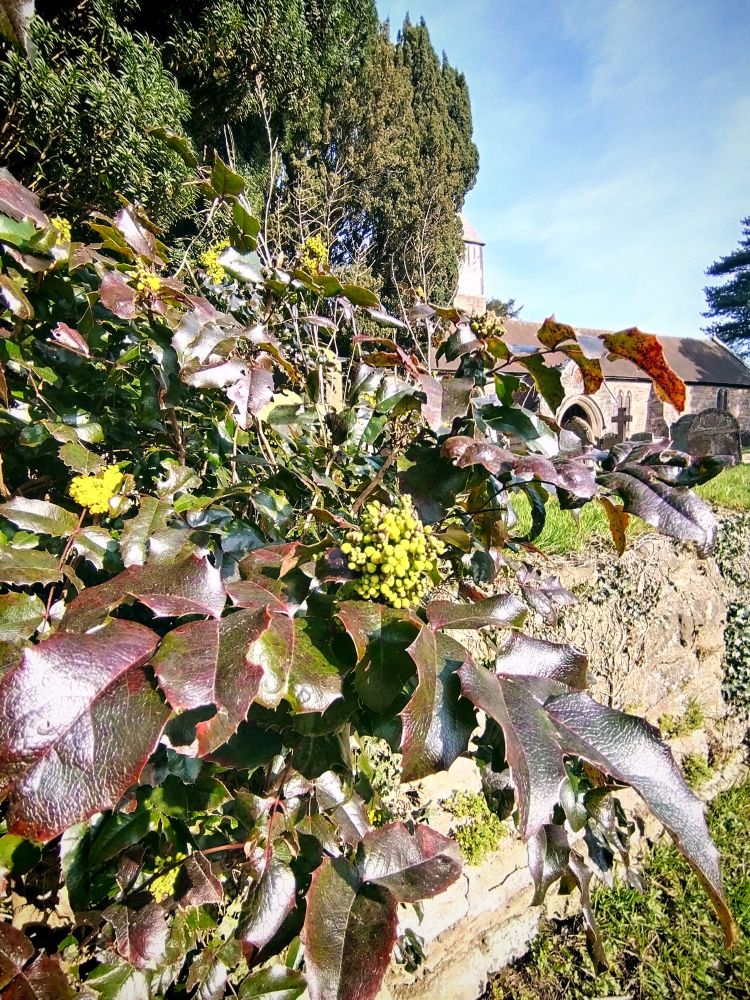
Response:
[[704, 216, 750, 357], [0, 1, 478, 304]]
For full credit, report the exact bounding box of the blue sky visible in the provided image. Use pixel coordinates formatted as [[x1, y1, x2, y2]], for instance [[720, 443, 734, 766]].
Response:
[[376, 0, 750, 336]]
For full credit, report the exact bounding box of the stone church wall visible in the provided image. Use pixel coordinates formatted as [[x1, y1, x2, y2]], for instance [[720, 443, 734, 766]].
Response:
[[687, 385, 750, 435]]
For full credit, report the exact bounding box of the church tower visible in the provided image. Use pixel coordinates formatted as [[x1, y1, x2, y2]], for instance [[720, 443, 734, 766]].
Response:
[[454, 214, 486, 315]]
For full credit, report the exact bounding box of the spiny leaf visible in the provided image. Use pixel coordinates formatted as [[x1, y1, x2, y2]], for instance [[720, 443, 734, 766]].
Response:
[[174, 852, 223, 909], [0, 923, 33, 989], [418, 374, 474, 436], [237, 966, 306, 1000], [356, 822, 462, 903], [100, 271, 138, 320], [0, 497, 78, 536], [547, 692, 737, 946], [515, 352, 565, 412], [494, 630, 588, 696], [426, 592, 526, 631], [0, 592, 44, 645], [103, 900, 168, 970], [302, 856, 397, 1000], [63, 555, 225, 632], [239, 855, 297, 952], [3, 953, 76, 998], [457, 660, 566, 838], [600, 466, 716, 556], [535, 316, 577, 350], [119, 496, 175, 567], [401, 627, 476, 781], [0, 620, 168, 842], [152, 612, 269, 756]]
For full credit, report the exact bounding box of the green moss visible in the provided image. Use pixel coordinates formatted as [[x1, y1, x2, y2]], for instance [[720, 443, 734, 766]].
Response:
[[443, 791, 506, 866], [487, 780, 750, 999], [658, 697, 706, 739], [681, 752, 713, 790]]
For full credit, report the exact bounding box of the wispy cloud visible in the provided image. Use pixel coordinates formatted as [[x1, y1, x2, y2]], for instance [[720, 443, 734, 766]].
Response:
[[377, 0, 750, 335]]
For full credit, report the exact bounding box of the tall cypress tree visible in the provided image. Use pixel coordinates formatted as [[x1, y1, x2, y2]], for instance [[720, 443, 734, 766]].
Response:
[[704, 217, 750, 357]]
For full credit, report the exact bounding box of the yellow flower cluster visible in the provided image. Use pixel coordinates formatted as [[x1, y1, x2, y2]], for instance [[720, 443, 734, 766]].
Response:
[[50, 216, 72, 244], [69, 465, 123, 515], [341, 496, 446, 608], [133, 260, 162, 295], [469, 311, 504, 337], [299, 234, 329, 273], [199, 239, 230, 283]]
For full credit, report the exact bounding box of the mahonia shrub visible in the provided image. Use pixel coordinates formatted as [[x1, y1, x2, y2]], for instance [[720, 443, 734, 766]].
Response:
[[0, 164, 739, 1000]]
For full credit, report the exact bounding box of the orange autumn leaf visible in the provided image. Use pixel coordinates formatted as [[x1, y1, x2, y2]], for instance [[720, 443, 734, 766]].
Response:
[[601, 328, 686, 412]]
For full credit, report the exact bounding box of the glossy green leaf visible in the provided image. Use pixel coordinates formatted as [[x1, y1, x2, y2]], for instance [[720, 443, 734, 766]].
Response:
[[0, 547, 62, 586], [0, 592, 44, 645]]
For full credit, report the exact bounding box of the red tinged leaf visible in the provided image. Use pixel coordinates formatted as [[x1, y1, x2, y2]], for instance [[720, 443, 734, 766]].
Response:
[[426, 592, 526, 631], [0, 176, 48, 226], [245, 615, 344, 715], [494, 631, 588, 695], [3, 953, 76, 1000], [104, 900, 168, 969], [239, 855, 297, 953], [153, 611, 269, 755], [0, 620, 168, 842], [302, 856, 398, 1000], [114, 207, 162, 263], [442, 436, 516, 473], [100, 271, 139, 320], [600, 466, 716, 556], [48, 322, 90, 356], [356, 822, 462, 903], [174, 852, 224, 909], [226, 365, 275, 429], [63, 555, 226, 632], [600, 328, 686, 411], [547, 693, 737, 946], [401, 627, 476, 781], [0, 924, 33, 989], [457, 660, 566, 838], [535, 316, 577, 350], [418, 375, 474, 436]]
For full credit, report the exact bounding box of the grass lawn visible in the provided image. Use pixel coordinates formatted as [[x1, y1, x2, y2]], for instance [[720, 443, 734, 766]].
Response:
[[511, 463, 750, 555], [696, 462, 750, 511], [489, 780, 750, 999]]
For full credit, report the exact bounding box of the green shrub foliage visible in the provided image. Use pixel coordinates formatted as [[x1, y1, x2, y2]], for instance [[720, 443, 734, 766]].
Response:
[[0, 167, 739, 999]]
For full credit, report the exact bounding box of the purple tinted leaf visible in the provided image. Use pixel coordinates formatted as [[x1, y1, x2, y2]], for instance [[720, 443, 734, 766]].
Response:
[[600, 466, 716, 555], [49, 321, 90, 356], [114, 207, 161, 263], [516, 568, 576, 624], [302, 856, 397, 1000], [401, 628, 476, 781], [4, 954, 76, 1000], [174, 852, 223, 909], [63, 555, 225, 632], [104, 900, 168, 970], [240, 856, 297, 952], [357, 822, 461, 903], [0, 175, 47, 226], [494, 631, 588, 695], [527, 824, 606, 968], [547, 693, 736, 945], [157, 610, 269, 756], [227, 365, 274, 429], [442, 436, 516, 474], [458, 661, 566, 837], [100, 271, 139, 320], [0, 620, 168, 842], [0, 924, 33, 989], [418, 375, 474, 436], [426, 593, 526, 631], [314, 771, 372, 846], [181, 358, 247, 389], [227, 578, 290, 615]]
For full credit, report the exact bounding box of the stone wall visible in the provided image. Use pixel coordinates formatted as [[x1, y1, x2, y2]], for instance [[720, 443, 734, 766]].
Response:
[[372, 534, 746, 1000], [687, 384, 750, 435]]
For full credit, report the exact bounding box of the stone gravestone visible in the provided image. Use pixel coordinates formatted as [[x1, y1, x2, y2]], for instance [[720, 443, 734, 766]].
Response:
[[686, 407, 741, 461], [631, 431, 654, 443], [670, 413, 696, 453]]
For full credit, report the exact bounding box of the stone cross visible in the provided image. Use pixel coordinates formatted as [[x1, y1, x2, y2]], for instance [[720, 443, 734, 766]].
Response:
[[612, 405, 632, 442]]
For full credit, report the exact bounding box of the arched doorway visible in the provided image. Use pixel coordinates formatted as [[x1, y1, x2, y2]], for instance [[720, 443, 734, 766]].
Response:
[[557, 397, 605, 444]]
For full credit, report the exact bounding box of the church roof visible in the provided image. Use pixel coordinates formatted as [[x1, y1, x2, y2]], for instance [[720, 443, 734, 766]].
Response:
[[460, 214, 485, 245], [502, 319, 750, 388]]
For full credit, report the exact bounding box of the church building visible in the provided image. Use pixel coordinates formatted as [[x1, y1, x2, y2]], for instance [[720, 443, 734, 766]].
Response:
[[452, 218, 750, 445]]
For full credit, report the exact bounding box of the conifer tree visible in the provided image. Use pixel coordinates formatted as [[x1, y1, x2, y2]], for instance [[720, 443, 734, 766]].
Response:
[[704, 217, 750, 357]]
